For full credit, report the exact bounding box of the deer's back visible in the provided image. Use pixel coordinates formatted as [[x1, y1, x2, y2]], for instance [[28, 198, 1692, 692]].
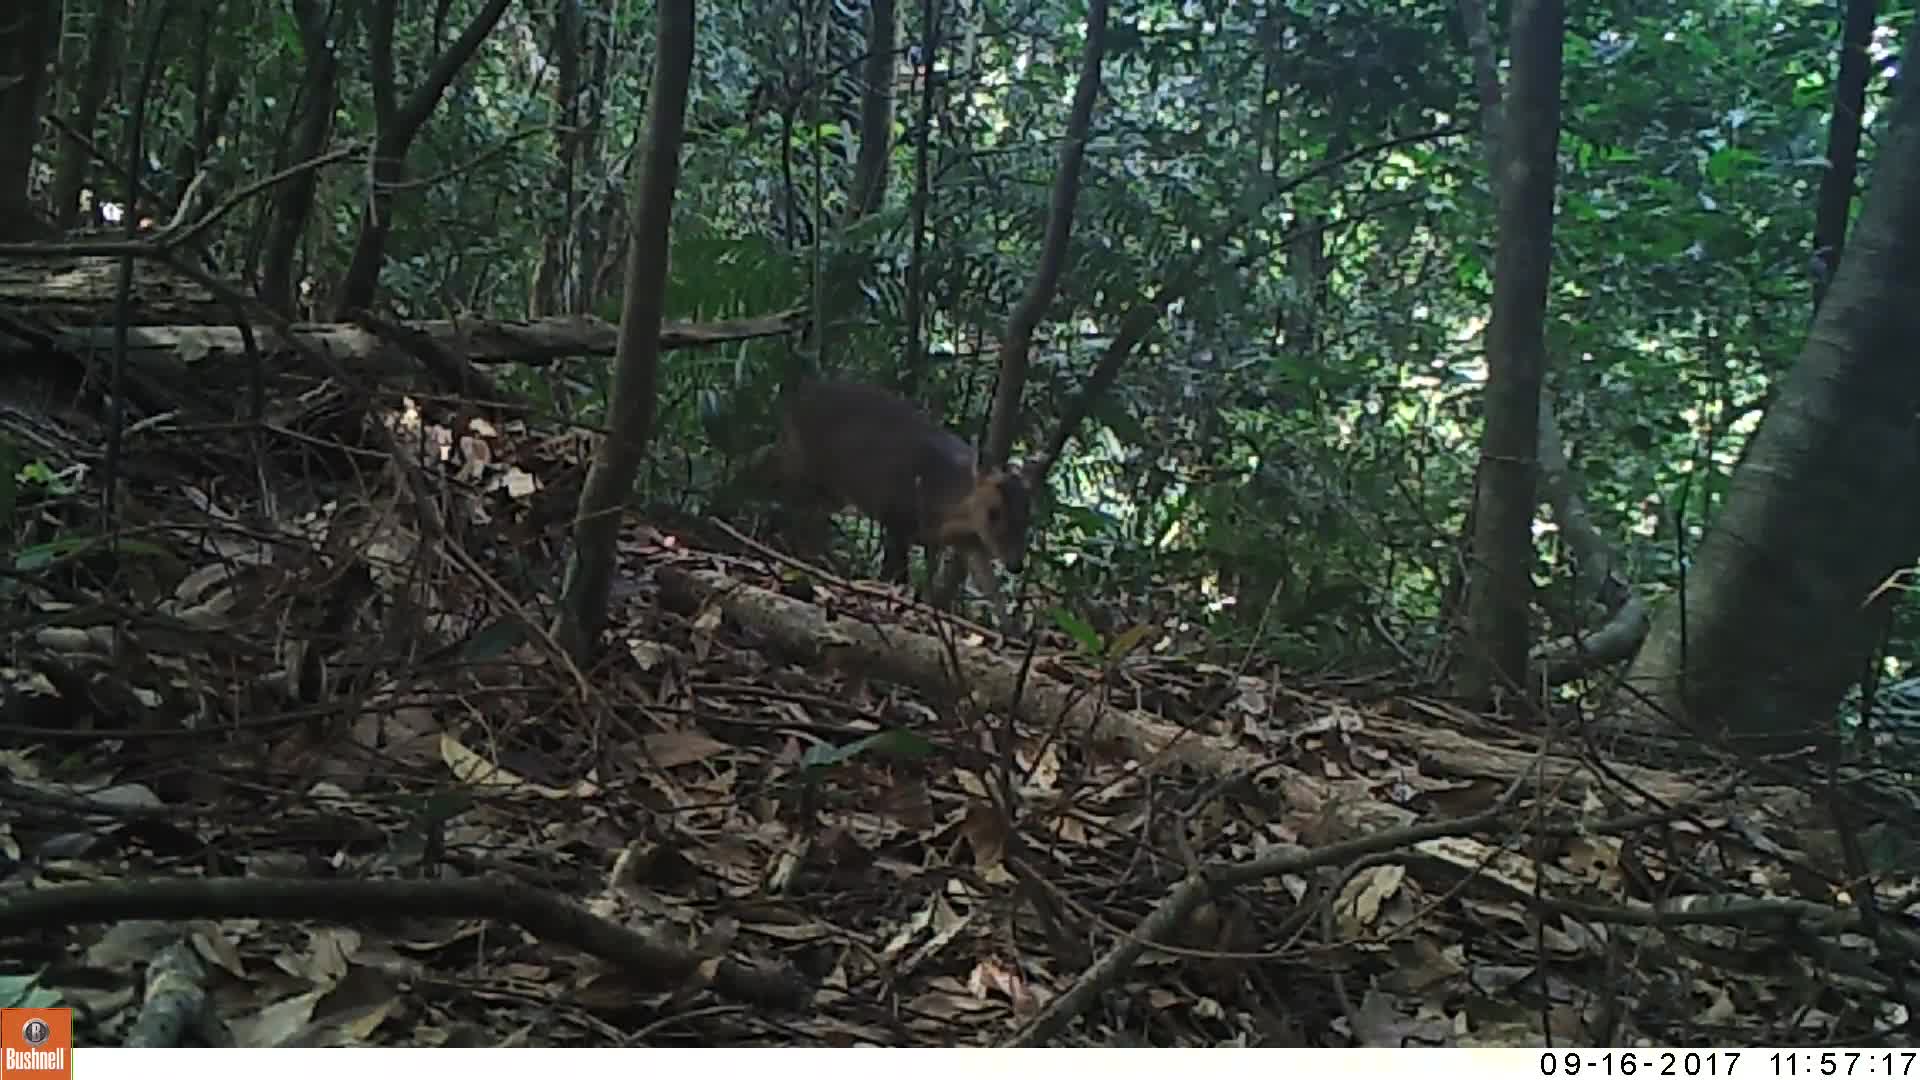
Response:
[[779, 380, 977, 529]]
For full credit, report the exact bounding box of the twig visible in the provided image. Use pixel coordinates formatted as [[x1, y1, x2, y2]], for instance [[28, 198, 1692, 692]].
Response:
[[0, 876, 809, 1010], [707, 515, 1007, 642], [1004, 778, 1530, 1046]]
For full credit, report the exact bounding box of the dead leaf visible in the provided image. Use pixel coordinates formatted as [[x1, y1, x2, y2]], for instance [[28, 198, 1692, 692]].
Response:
[[1335, 864, 1407, 933], [879, 896, 937, 963], [86, 920, 181, 970], [188, 923, 247, 980], [643, 729, 730, 768], [303, 927, 362, 982], [440, 733, 599, 798], [959, 803, 1009, 872], [1386, 934, 1464, 993], [629, 640, 669, 671], [503, 467, 538, 498], [1414, 835, 1539, 898], [966, 956, 1034, 1013], [232, 989, 324, 1048], [1347, 988, 1444, 1047]]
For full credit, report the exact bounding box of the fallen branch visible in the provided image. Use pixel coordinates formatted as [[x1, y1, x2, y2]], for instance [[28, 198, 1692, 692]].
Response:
[[0, 876, 809, 1011], [1536, 594, 1650, 685], [36, 309, 806, 368], [657, 565, 1244, 777], [1006, 782, 1528, 1046], [125, 935, 215, 1047]]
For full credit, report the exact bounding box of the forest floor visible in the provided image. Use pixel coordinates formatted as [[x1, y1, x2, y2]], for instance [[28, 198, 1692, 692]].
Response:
[[0, 341, 1905, 1048]]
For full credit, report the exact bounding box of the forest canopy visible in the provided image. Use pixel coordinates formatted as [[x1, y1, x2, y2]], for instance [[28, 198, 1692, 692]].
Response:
[[4, 0, 1920, 1049]]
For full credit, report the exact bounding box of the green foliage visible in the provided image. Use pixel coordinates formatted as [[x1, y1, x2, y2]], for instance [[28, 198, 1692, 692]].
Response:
[[13, 537, 174, 573], [1050, 607, 1154, 664], [800, 728, 937, 770], [0, 974, 62, 1011], [72, 0, 1918, 671]]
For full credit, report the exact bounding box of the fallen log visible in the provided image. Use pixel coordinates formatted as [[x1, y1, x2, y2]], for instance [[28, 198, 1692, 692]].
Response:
[[37, 309, 806, 370], [654, 564, 1424, 842], [657, 565, 1244, 776], [653, 564, 1826, 852]]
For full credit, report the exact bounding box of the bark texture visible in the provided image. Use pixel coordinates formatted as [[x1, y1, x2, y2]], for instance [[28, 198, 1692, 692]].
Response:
[[552, 0, 695, 662], [331, 0, 514, 316], [259, 0, 350, 315], [1459, 0, 1564, 704], [979, 0, 1108, 469], [1810, 0, 1879, 312], [0, 0, 59, 240], [1624, 14, 1920, 749]]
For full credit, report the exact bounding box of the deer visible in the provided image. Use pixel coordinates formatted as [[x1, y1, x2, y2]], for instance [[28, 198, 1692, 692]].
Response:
[[767, 379, 1043, 630]]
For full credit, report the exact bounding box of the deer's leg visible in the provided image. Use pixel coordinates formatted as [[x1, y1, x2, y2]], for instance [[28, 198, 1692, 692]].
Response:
[[964, 547, 1016, 633], [880, 522, 914, 585], [779, 495, 835, 564]]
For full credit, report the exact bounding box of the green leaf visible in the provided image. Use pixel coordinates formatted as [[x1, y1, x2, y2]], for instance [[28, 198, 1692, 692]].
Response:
[[1049, 607, 1102, 655], [0, 974, 62, 1010], [1106, 622, 1154, 660], [461, 618, 531, 661], [12, 536, 171, 572], [800, 728, 936, 769]]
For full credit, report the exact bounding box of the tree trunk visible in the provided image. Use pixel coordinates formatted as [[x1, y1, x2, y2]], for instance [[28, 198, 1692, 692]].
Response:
[[567, 2, 613, 315], [895, 0, 939, 398], [332, 0, 514, 316], [1039, 298, 1164, 468], [0, 0, 60, 240], [1533, 388, 1627, 620], [551, 0, 696, 663], [49, 0, 123, 229], [259, 0, 349, 315], [932, 0, 1106, 611], [795, 0, 902, 383], [1623, 13, 1920, 752], [1457, 0, 1563, 706], [1458, 0, 1633, 671], [1810, 0, 1879, 312], [1280, 219, 1327, 352], [1032, 156, 1324, 474], [530, 0, 583, 318], [979, 0, 1107, 469], [170, 0, 241, 212], [846, 0, 898, 221]]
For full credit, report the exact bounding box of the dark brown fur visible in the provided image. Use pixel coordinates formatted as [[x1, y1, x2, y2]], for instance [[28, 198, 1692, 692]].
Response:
[[772, 380, 1037, 621]]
